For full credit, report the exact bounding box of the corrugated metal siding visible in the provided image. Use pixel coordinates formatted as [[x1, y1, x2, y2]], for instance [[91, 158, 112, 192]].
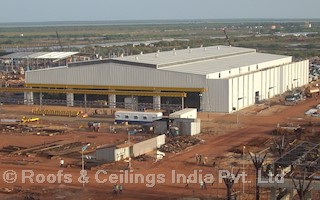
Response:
[[26, 63, 206, 88], [96, 146, 115, 162], [203, 79, 229, 112], [154, 121, 168, 134], [221, 60, 309, 113]]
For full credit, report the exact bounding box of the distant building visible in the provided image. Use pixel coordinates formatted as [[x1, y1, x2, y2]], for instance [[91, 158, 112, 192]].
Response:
[[0, 52, 94, 71]]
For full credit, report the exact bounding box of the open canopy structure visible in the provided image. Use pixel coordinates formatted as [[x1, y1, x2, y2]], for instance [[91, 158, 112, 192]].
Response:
[[274, 141, 320, 172]]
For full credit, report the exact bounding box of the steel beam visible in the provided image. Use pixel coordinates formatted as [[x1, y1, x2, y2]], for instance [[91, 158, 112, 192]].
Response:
[[0, 87, 186, 97], [25, 83, 206, 92]]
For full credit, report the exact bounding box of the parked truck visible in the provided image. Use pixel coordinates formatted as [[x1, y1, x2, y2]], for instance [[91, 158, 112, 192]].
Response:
[[284, 90, 303, 105], [284, 94, 299, 105]]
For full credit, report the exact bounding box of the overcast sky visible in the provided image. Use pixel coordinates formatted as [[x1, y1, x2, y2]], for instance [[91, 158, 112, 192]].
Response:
[[1, 0, 320, 23]]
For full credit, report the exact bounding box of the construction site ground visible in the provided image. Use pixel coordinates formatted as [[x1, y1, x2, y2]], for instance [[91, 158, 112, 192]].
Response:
[[0, 97, 319, 200]]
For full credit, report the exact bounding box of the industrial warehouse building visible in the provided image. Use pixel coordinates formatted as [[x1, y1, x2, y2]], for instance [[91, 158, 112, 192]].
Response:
[[23, 45, 309, 113]]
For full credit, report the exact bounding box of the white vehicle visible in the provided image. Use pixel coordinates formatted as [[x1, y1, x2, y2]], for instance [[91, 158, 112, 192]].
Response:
[[114, 111, 162, 124], [305, 109, 318, 116]]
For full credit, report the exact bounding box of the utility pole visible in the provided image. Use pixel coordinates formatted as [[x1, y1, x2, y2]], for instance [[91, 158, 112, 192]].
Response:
[[81, 143, 90, 188], [242, 146, 246, 194], [128, 131, 132, 169]]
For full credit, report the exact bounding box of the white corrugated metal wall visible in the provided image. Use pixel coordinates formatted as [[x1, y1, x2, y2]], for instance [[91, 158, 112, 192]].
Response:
[[202, 79, 229, 112], [226, 60, 309, 113]]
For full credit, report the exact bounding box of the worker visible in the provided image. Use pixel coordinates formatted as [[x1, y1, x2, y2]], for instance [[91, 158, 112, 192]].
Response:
[[200, 180, 204, 190], [119, 184, 123, 194], [198, 154, 202, 166], [212, 160, 216, 167], [60, 159, 64, 168], [113, 184, 118, 194], [203, 157, 208, 166], [116, 184, 119, 194], [203, 180, 207, 190], [185, 178, 190, 188], [195, 154, 199, 165]]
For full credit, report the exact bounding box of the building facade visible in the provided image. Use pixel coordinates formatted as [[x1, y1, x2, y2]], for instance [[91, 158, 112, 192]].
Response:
[[25, 46, 309, 113]]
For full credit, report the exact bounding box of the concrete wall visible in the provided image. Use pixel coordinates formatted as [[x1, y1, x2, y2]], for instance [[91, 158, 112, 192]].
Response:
[[173, 118, 201, 136], [132, 134, 166, 157], [156, 134, 166, 148]]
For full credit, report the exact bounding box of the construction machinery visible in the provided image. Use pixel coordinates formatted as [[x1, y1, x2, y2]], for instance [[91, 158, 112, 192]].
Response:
[[88, 122, 100, 132], [55, 29, 63, 51], [305, 86, 320, 97], [222, 27, 232, 46], [169, 126, 179, 136], [20, 116, 39, 123]]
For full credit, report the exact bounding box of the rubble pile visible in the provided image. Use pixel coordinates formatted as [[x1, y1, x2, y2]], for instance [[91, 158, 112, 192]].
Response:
[[159, 136, 201, 153], [0, 123, 69, 136], [134, 154, 150, 161], [0, 141, 88, 158]]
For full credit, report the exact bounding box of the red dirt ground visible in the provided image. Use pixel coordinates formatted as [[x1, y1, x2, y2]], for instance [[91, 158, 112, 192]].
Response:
[[0, 97, 319, 200]]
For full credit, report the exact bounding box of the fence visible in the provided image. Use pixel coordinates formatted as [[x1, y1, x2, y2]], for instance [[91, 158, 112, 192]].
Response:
[[32, 109, 82, 117]]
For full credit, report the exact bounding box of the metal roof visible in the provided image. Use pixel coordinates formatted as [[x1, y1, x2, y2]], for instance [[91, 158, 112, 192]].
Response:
[[160, 52, 289, 75], [169, 108, 197, 117], [0, 52, 79, 59], [0, 52, 35, 59], [111, 45, 290, 76], [115, 111, 163, 115], [112, 45, 256, 67], [274, 141, 320, 167], [36, 52, 78, 59]]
